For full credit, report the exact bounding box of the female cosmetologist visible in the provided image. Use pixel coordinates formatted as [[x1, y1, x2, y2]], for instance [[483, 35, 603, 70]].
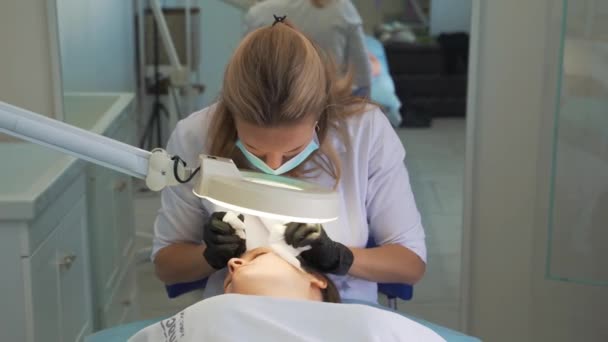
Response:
[[152, 18, 426, 302]]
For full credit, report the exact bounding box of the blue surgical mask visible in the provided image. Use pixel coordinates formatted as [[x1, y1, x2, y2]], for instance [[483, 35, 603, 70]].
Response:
[[235, 135, 319, 175]]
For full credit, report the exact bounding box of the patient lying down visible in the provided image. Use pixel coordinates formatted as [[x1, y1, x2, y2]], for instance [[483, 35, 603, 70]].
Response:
[[129, 248, 445, 341], [223, 247, 341, 303]]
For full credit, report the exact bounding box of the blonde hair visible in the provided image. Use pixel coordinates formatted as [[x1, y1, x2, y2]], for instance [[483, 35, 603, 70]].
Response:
[[208, 20, 367, 184]]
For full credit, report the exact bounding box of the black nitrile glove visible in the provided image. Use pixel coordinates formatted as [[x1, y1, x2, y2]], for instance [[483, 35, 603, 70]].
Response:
[[284, 223, 354, 275], [203, 212, 246, 269]]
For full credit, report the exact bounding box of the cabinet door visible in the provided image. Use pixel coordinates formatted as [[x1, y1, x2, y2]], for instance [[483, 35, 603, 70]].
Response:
[[109, 108, 135, 269], [56, 197, 92, 341], [28, 196, 92, 342], [29, 229, 61, 342], [102, 258, 138, 328], [89, 166, 119, 301], [112, 173, 135, 260]]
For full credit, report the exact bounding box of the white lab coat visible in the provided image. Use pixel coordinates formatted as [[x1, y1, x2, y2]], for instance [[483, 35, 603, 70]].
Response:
[[152, 104, 426, 302]]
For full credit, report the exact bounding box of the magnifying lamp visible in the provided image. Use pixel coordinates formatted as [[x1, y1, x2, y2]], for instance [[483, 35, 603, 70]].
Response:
[[0, 101, 339, 224]]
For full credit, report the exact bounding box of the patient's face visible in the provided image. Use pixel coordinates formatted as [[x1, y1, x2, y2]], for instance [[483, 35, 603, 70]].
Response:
[[224, 247, 327, 301]]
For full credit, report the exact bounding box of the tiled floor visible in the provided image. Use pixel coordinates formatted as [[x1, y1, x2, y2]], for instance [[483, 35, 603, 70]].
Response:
[[131, 190, 204, 321], [394, 118, 465, 330], [132, 118, 466, 330]]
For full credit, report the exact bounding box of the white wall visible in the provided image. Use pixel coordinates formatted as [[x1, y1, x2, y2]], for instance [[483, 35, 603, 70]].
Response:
[[56, 0, 136, 92], [135, 0, 243, 146], [0, 0, 63, 119], [563, 39, 608, 91], [198, 0, 245, 107], [162, 0, 245, 108], [430, 0, 471, 35], [352, 0, 406, 33]]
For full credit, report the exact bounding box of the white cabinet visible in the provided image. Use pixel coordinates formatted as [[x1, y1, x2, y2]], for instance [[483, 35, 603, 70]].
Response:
[[87, 163, 139, 329], [0, 163, 93, 342], [26, 194, 92, 342], [77, 94, 139, 330], [102, 257, 138, 328], [0, 92, 138, 340]]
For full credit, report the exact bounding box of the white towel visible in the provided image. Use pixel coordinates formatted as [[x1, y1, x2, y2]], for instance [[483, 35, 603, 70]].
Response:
[[260, 217, 310, 271], [220, 210, 307, 270], [221, 211, 246, 239], [129, 294, 448, 342]]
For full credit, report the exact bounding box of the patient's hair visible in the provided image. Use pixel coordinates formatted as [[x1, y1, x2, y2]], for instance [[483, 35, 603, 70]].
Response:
[[301, 264, 341, 303]]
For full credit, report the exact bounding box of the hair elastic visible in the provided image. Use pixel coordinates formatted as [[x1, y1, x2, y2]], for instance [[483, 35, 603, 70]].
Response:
[[272, 14, 287, 26]]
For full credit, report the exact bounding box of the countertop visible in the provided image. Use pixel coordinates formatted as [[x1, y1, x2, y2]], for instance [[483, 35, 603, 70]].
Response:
[[0, 92, 134, 220]]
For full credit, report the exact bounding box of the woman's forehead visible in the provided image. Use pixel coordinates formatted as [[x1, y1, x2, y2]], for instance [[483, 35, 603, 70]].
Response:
[[235, 120, 315, 152], [235, 117, 316, 133]]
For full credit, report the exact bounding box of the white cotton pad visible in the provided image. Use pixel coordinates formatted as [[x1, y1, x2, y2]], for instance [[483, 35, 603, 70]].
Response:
[[260, 218, 310, 271], [221, 211, 246, 239], [217, 210, 309, 271]]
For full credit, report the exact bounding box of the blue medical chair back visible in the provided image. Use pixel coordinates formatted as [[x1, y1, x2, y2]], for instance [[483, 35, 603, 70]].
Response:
[[166, 278, 206, 298], [165, 237, 413, 301]]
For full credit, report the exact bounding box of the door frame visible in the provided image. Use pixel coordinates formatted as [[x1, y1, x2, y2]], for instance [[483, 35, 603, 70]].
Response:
[[460, 0, 567, 338], [459, 0, 481, 332]]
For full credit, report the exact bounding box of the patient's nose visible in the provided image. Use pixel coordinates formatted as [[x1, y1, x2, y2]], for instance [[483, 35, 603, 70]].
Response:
[[227, 258, 245, 273]]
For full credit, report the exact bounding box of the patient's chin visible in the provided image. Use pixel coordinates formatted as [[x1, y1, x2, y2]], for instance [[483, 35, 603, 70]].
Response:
[[227, 277, 305, 300], [226, 273, 264, 295], [225, 266, 311, 299], [231, 268, 281, 288], [226, 280, 278, 298]]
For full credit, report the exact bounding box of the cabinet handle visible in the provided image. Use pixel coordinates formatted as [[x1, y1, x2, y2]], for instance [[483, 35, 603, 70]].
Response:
[[59, 254, 77, 270], [121, 299, 132, 307], [114, 180, 128, 192]]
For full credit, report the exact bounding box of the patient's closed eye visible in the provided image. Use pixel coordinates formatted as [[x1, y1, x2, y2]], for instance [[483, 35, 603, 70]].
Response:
[[228, 249, 270, 273], [243, 248, 271, 260]]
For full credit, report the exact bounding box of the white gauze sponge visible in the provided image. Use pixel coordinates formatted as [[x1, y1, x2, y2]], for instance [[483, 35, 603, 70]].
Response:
[[260, 218, 310, 271], [219, 211, 309, 271], [221, 211, 246, 239]]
